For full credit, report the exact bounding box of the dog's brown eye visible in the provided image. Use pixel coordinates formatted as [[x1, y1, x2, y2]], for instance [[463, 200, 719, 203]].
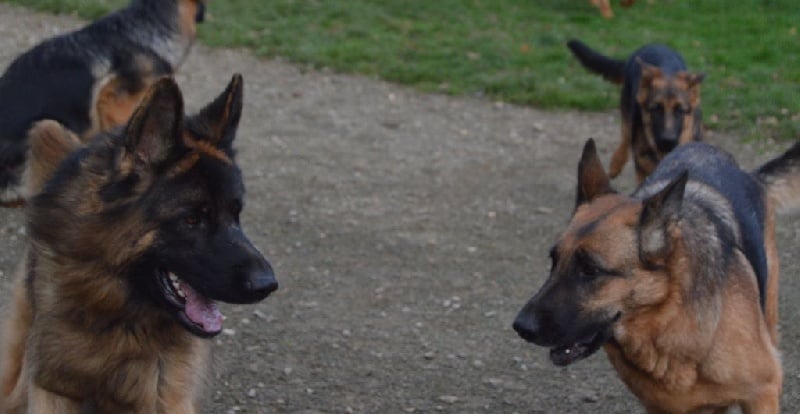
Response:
[[185, 216, 200, 226], [185, 207, 209, 226]]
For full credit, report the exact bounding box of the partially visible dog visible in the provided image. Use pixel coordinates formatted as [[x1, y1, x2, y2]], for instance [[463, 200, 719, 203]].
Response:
[[513, 138, 800, 412], [590, 0, 638, 18], [0, 75, 278, 413], [0, 0, 206, 206], [568, 39, 705, 183]]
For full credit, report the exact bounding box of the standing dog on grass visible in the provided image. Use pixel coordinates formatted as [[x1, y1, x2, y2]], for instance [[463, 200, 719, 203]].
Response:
[[568, 40, 705, 183], [0, 75, 278, 413], [513, 138, 800, 412], [0, 0, 206, 206]]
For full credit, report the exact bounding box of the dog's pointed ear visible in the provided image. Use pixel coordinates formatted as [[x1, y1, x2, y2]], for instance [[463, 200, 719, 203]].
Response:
[[637, 58, 663, 83], [638, 170, 688, 266], [576, 138, 614, 208], [684, 72, 705, 106], [125, 78, 185, 167], [23, 120, 81, 197], [197, 73, 243, 148]]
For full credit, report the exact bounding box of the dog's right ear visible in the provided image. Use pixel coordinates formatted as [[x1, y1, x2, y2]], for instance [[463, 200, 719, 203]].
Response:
[[576, 138, 613, 208], [124, 78, 185, 168], [23, 120, 81, 197], [636, 58, 662, 104]]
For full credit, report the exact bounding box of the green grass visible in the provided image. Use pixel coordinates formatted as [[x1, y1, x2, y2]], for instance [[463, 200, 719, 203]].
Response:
[[4, 0, 800, 140]]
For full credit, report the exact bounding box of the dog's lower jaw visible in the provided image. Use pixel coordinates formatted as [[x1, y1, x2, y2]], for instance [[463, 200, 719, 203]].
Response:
[[0, 182, 26, 207]]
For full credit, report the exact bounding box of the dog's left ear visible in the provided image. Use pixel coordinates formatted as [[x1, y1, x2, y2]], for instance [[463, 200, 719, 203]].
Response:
[[197, 73, 243, 149], [684, 72, 706, 106], [576, 138, 614, 208], [638, 170, 688, 266]]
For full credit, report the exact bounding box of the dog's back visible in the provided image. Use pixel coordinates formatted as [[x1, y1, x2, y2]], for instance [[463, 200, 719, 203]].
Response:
[[634, 143, 768, 306], [0, 0, 202, 205]]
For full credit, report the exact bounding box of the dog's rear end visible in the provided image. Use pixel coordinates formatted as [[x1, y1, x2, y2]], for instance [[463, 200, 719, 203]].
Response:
[[0, 0, 206, 207]]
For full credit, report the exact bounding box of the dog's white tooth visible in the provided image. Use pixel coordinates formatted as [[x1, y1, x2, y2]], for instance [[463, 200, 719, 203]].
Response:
[[177, 288, 185, 298], [169, 273, 178, 281], [565, 349, 571, 354]]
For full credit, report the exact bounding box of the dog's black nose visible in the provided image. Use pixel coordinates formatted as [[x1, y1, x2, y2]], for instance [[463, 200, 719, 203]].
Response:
[[245, 264, 278, 299], [512, 313, 541, 343]]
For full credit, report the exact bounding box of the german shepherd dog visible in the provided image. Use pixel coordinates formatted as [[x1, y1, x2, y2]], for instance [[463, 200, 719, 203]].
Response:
[[0, 75, 278, 413], [513, 138, 800, 412], [0, 0, 206, 207], [568, 40, 705, 183]]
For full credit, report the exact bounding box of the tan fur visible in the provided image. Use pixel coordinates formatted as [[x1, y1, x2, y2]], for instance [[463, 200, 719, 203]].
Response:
[[93, 76, 156, 135], [179, 0, 202, 40], [590, 0, 638, 18], [23, 120, 81, 197]]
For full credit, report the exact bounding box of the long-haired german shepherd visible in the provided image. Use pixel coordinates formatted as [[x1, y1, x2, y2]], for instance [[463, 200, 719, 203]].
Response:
[[567, 40, 705, 183], [513, 138, 800, 412], [0, 0, 206, 207], [0, 75, 278, 413]]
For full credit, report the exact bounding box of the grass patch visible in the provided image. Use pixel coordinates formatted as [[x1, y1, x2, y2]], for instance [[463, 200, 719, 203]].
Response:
[[4, 0, 800, 140]]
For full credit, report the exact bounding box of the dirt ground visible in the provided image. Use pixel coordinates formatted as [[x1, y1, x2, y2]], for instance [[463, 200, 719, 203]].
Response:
[[1, 4, 799, 413]]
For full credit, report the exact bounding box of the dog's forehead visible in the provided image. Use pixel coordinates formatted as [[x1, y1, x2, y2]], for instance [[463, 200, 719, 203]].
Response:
[[558, 195, 639, 252], [649, 76, 692, 103]]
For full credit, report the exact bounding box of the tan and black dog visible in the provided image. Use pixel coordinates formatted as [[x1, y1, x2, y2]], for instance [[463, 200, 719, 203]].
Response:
[[0, 76, 278, 413], [568, 40, 705, 183], [513, 138, 800, 412], [0, 0, 206, 206]]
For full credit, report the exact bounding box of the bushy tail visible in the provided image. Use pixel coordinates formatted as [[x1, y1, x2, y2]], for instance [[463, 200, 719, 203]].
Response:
[[754, 141, 800, 214], [566, 39, 626, 85]]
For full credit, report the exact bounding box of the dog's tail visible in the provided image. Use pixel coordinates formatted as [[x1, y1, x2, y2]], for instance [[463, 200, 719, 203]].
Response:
[[754, 141, 800, 214], [566, 39, 625, 85]]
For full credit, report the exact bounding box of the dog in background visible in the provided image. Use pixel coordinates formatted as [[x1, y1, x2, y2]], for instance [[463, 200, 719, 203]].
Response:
[[513, 138, 800, 412], [590, 0, 638, 18], [0, 0, 206, 206], [568, 39, 705, 183], [0, 75, 278, 413]]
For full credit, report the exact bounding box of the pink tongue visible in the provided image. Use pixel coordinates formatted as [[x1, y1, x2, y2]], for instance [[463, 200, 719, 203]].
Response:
[[181, 282, 223, 333]]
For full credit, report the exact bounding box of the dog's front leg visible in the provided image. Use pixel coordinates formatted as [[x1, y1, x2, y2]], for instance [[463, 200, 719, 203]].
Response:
[[26, 384, 81, 414], [609, 120, 631, 178]]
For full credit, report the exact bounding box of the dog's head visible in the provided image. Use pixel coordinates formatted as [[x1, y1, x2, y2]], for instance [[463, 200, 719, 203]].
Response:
[[636, 60, 704, 154], [28, 75, 277, 338], [513, 139, 687, 366]]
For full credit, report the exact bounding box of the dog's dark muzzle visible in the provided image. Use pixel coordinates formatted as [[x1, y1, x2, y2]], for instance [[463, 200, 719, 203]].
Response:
[[655, 136, 679, 153], [512, 310, 551, 347]]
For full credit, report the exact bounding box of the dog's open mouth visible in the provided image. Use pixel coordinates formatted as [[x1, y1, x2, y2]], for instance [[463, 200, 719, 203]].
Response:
[[159, 270, 223, 338], [548, 313, 620, 367], [548, 329, 608, 366]]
